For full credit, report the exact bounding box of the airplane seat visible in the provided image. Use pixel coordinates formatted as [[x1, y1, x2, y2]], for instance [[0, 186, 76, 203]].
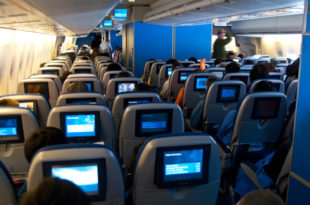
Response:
[[0, 161, 17, 205], [67, 73, 98, 79], [202, 81, 246, 133], [285, 79, 298, 111], [269, 72, 284, 80], [183, 73, 216, 118], [119, 103, 184, 169], [206, 68, 225, 79], [143, 60, 155, 83], [30, 74, 62, 93], [105, 78, 143, 109], [168, 68, 195, 102], [0, 107, 39, 174], [46, 105, 116, 149], [53, 60, 70, 70], [149, 63, 165, 88], [45, 62, 68, 72], [179, 61, 195, 67], [158, 64, 172, 90], [70, 66, 96, 75], [0, 94, 51, 126], [112, 92, 161, 137], [18, 78, 59, 107], [101, 71, 134, 94], [27, 144, 124, 205], [39, 67, 64, 78], [62, 77, 103, 94], [133, 133, 221, 205], [189, 63, 209, 68], [56, 92, 107, 106], [223, 73, 250, 86], [249, 79, 285, 93]]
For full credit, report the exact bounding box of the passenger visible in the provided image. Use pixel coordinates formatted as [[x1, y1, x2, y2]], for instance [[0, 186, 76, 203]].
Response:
[[216, 80, 276, 145], [214, 58, 224, 67], [238, 53, 244, 60], [60, 71, 73, 83], [226, 51, 235, 62], [250, 63, 269, 83], [116, 71, 132, 78], [0, 99, 19, 106], [286, 57, 300, 80], [67, 82, 89, 92], [159, 59, 183, 98], [19, 178, 90, 205], [133, 83, 155, 92], [237, 190, 284, 205], [216, 62, 227, 68], [80, 56, 89, 60], [40, 63, 46, 67], [189, 76, 219, 130], [265, 62, 277, 72], [175, 61, 206, 109], [188, 57, 198, 63], [90, 33, 102, 61], [225, 61, 240, 74], [106, 63, 122, 71], [100, 38, 112, 56], [213, 29, 232, 59]]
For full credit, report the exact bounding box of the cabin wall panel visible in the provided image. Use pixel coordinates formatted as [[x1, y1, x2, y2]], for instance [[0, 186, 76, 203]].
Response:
[[0, 28, 56, 95], [110, 30, 122, 51]]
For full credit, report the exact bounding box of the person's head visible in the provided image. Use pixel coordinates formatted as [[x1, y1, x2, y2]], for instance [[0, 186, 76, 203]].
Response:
[[0, 99, 19, 106], [237, 190, 284, 205], [205, 76, 218, 91], [40, 63, 46, 68], [80, 56, 89, 60], [19, 178, 90, 205], [227, 51, 235, 59], [24, 127, 67, 163], [250, 63, 269, 82], [116, 71, 132, 78], [67, 82, 89, 92], [60, 71, 72, 83], [133, 83, 155, 92], [225, 62, 240, 74], [106, 63, 122, 71], [217, 62, 227, 68], [214, 58, 224, 67], [217, 29, 226, 39], [193, 68, 205, 73], [253, 80, 276, 92], [188, 57, 198, 63], [265, 62, 276, 72], [238, 53, 244, 59]]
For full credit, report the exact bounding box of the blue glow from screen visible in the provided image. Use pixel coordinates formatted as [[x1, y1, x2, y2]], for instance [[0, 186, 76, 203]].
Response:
[[141, 113, 168, 133], [118, 83, 135, 93], [52, 164, 99, 194], [221, 88, 236, 98], [163, 149, 203, 182], [114, 9, 127, 19], [128, 99, 150, 106], [65, 114, 95, 137], [0, 119, 17, 136], [195, 77, 208, 90], [85, 83, 92, 91], [167, 68, 172, 77]]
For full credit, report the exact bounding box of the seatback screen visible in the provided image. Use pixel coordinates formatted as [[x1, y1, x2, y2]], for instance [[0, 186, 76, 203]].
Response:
[[194, 77, 208, 91], [61, 112, 100, 142], [178, 71, 193, 83], [217, 85, 240, 103], [136, 109, 172, 137], [252, 98, 281, 119], [0, 116, 24, 144], [155, 144, 210, 188], [123, 97, 152, 109], [42, 70, 59, 75], [166, 67, 172, 78], [115, 82, 136, 94], [24, 82, 49, 99], [66, 98, 97, 105], [18, 100, 38, 116], [43, 159, 106, 202]]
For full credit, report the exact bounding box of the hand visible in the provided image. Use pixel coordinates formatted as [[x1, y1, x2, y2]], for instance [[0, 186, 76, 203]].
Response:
[[200, 58, 206, 69]]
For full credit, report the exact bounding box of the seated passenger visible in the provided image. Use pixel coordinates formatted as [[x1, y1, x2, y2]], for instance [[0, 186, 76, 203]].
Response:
[[67, 82, 89, 92], [238, 53, 244, 60], [188, 57, 198, 63], [189, 76, 219, 129], [116, 71, 131, 78], [225, 61, 240, 74], [19, 178, 90, 205], [60, 71, 73, 83], [133, 83, 155, 92], [250, 63, 269, 82], [106, 63, 122, 71], [226, 51, 235, 62], [0, 99, 19, 106], [286, 57, 300, 80], [216, 81, 276, 145], [265, 62, 276, 72], [237, 190, 284, 205], [214, 58, 224, 67]]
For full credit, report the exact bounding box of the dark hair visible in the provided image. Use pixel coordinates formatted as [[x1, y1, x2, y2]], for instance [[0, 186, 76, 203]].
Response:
[[250, 63, 269, 82], [253, 80, 277, 92], [238, 190, 284, 205], [133, 83, 155, 92], [116, 71, 131, 78], [238, 53, 244, 59], [265, 62, 276, 72], [193, 68, 204, 73], [19, 178, 90, 205], [67, 82, 89, 92], [188, 57, 198, 63], [60, 71, 72, 83], [225, 62, 240, 74], [107, 63, 122, 71], [24, 127, 67, 163], [227, 51, 235, 57], [80, 56, 89, 60], [214, 58, 224, 66]]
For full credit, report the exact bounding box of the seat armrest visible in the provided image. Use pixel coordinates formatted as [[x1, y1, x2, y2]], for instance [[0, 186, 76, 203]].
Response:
[[211, 136, 233, 170]]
